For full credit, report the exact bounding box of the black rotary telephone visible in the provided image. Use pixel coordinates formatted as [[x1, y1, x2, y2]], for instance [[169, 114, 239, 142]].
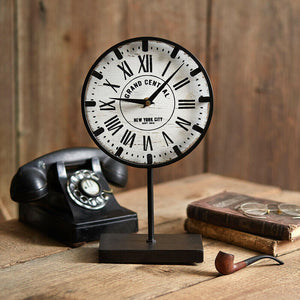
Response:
[[10, 147, 138, 246]]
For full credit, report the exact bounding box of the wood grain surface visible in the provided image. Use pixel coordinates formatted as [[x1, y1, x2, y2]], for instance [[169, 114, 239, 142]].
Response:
[[1, 0, 299, 220], [17, 0, 128, 164], [0, 174, 299, 299], [207, 0, 300, 191], [0, 173, 285, 268], [0, 0, 17, 220]]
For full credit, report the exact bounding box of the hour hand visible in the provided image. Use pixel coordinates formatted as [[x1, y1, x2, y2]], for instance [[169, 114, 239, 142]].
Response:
[[110, 97, 147, 105]]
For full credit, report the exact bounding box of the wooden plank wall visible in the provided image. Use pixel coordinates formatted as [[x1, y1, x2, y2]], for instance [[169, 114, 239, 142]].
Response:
[[0, 0, 16, 220], [1, 0, 299, 219], [208, 0, 300, 190]]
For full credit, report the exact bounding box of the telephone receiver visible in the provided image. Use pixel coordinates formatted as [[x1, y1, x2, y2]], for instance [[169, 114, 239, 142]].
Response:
[[10, 147, 138, 246], [11, 147, 127, 203]]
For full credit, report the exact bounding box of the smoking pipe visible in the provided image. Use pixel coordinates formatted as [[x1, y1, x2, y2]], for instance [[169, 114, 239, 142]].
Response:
[[215, 251, 284, 275]]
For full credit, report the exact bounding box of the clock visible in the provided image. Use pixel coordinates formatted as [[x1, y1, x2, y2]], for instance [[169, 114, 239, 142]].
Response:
[[81, 37, 213, 169], [81, 37, 213, 264]]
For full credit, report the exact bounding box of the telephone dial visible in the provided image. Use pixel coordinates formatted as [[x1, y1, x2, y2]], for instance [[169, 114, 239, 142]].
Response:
[[10, 147, 138, 246]]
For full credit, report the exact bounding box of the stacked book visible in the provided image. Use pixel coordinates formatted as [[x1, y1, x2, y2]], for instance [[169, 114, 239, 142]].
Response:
[[185, 192, 300, 256]]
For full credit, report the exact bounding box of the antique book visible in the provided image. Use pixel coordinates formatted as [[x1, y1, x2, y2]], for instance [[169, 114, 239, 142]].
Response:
[[186, 192, 300, 241], [184, 218, 300, 256]]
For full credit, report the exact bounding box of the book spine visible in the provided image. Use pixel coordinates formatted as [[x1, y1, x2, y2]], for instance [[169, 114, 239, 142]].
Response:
[[184, 218, 278, 256], [187, 205, 291, 240]]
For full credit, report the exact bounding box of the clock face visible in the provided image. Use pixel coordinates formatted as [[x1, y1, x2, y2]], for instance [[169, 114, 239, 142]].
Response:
[[82, 37, 213, 168]]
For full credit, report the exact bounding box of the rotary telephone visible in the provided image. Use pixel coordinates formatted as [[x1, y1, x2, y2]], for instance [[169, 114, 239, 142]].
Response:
[[10, 147, 138, 246]]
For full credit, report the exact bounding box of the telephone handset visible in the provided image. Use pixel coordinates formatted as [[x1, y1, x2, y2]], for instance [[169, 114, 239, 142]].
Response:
[[10, 147, 138, 246]]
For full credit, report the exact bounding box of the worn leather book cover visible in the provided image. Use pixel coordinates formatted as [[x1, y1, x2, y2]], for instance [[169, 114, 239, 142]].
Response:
[[184, 218, 300, 256], [186, 192, 300, 241]]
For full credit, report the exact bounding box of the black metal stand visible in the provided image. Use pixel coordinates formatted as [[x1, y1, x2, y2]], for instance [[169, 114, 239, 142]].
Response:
[[147, 167, 155, 244], [98, 167, 203, 264]]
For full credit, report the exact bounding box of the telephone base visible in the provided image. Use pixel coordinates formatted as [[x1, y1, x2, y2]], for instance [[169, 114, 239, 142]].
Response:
[[19, 204, 138, 246], [98, 233, 203, 264]]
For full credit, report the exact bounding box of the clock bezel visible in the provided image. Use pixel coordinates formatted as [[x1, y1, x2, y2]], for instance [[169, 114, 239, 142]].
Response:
[[81, 36, 213, 169]]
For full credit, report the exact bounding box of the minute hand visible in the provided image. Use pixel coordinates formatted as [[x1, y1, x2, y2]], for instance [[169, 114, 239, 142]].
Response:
[[110, 97, 147, 105], [147, 63, 184, 103]]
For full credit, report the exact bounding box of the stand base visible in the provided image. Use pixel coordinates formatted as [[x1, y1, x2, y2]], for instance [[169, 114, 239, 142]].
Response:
[[98, 233, 203, 264]]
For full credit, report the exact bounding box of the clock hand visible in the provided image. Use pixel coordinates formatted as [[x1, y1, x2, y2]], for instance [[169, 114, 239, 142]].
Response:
[[110, 97, 148, 105], [110, 64, 184, 107], [147, 63, 184, 103]]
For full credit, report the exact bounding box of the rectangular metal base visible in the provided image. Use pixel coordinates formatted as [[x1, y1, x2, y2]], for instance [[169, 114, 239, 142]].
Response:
[[98, 233, 203, 264]]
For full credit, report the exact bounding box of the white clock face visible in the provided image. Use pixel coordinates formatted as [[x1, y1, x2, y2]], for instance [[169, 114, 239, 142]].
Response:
[[82, 37, 213, 168]]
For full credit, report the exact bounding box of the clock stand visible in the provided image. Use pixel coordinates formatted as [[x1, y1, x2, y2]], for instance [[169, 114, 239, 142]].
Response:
[[98, 167, 204, 264], [81, 37, 213, 264]]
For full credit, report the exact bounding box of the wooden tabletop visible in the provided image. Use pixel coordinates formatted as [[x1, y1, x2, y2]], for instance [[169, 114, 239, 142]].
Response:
[[1, 173, 299, 299]]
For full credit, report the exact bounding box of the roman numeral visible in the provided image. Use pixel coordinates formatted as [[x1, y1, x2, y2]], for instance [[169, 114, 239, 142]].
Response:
[[178, 99, 196, 109], [99, 100, 115, 111], [138, 55, 153, 73], [120, 129, 136, 148], [92, 70, 103, 80], [173, 77, 190, 90], [161, 61, 171, 77], [175, 117, 191, 131], [143, 135, 153, 151], [162, 131, 174, 146], [117, 60, 133, 80], [103, 79, 120, 93], [104, 115, 123, 135]]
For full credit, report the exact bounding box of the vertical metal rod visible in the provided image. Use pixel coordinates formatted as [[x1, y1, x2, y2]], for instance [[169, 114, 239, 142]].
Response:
[[147, 167, 155, 244]]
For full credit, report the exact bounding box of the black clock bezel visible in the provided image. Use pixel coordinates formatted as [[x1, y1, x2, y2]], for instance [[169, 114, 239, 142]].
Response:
[[81, 36, 213, 169]]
